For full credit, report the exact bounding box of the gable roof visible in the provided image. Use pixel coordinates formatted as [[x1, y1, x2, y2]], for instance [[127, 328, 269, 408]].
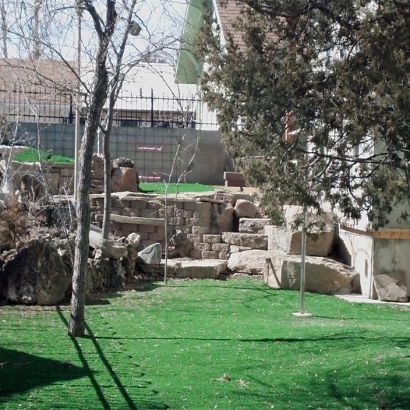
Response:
[[214, 0, 246, 50]]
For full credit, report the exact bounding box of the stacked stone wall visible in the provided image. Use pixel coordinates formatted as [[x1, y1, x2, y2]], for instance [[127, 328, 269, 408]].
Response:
[[89, 193, 268, 260]]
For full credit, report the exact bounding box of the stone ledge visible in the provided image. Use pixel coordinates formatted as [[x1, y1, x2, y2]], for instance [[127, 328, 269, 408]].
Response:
[[110, 214, 165, 226], [139, 259, 227, 279]]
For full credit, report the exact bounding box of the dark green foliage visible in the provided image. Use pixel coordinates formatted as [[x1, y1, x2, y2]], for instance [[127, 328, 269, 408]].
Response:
[[197, 0, 410, 228]]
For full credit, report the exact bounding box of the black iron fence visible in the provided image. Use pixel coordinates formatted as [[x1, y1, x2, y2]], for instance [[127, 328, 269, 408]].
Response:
[[0, 86, 219, 130]]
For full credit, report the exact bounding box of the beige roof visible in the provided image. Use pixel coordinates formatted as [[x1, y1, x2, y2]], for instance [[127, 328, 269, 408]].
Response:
[[0, 59, 77, 105], [216, 0, 247, 50]]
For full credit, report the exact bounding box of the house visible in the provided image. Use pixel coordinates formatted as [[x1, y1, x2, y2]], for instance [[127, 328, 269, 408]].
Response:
[[176, 0, 410, 301], [174, 0, 239, 130]]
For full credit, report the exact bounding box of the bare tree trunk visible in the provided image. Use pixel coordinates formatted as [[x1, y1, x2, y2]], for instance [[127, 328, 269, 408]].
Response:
[[0, 0, 7, 58], [68, 0, 115, 335], [68, 72, 108, 337], [33, 0, 42, 59]]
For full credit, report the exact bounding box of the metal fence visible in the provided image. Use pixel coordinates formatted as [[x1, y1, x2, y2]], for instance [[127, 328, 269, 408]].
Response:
[[0, 86, 219, 130]]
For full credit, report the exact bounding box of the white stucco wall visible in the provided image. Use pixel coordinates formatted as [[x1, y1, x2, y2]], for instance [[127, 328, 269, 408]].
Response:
[[338, 228, 374, 298], [373, 238, 410, 296]]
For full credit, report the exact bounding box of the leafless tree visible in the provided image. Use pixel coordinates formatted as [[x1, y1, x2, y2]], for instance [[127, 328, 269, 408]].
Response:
[[0, 0, 7, 58], [0, 0, 184, 336]]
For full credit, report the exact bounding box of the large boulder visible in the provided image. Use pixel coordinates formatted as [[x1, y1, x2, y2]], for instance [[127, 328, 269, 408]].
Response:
[[138, 243, 162, 265], [113, 157, 135, 168], [266, 206, 335, 257], [89, 257, 128, 290], [373, 272, 408, 302], [111, 167, 139, 193], [234, 199, 258, 218], [1, 239, 71, 305], [91, 153, 104, 179], [264, 254, 355, 294], [227, 250, 269, 275], [169, 230, 193, 258], [239, 218, 272, 234]]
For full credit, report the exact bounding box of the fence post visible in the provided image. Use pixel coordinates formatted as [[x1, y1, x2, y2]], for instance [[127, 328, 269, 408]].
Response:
[[150, 88, 154, 128]]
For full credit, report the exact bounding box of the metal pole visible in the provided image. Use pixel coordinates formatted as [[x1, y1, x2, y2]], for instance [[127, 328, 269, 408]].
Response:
[[293, 206, 312, 317], [74, 1, 82, 206], [300, 207, 307, 314]]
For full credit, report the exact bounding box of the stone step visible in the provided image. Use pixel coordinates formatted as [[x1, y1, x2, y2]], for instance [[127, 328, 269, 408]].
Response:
[[139, 258, 227, 279]]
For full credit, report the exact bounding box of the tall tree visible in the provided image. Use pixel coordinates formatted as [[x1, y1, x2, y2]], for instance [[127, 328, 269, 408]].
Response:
[[68, 0, 118, 336], [198, 0, 410, 228], [2, 0, 183, 336]]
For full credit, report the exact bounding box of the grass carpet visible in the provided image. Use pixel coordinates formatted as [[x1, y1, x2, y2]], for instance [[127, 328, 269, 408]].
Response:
[[13, 148, 75, 164], [139, 182, 215, 194], [1, 278, 410, 410]]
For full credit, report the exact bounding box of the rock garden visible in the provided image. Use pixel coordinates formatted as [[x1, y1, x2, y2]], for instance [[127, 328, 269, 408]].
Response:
[[0, 148, 369, 307]]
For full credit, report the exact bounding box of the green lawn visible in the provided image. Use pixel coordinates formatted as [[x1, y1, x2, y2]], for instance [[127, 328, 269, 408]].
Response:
[[13, 148, 75, 164], [1, 277, 410, 410], [139, 182, 216, 194]]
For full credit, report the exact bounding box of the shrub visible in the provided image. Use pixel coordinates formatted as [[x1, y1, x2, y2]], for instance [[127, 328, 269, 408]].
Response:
[[0, 194, 28, 250]]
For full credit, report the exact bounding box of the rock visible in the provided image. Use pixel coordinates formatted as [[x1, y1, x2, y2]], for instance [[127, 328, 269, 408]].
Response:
[[91, 153, 104, 179], [373, 272, 408, 302], [229, 245, 252, 253], [127, 232, 141, 246], [123, 243, 140, 280], [89, 257, 127, 290], [214, 204, 235, 233], [214, 191, 236, 206], [264, 255, 355, 294], [89, 224, 104, 248], [221, 232, 268, 250], [234, 199, 258, 218], [95, 241, 127, 260], [265, 207, 335, 257], [1, 239, 71, 305], [138, 243, 162, 265], [113, 157, 135, 168], [89, 223, 127, 259], [239, 218, 272, 234], [227, 250, 269, 275], [90, 180, 104, 194], [169, 230, 193, 258], [139, 259, 227, 279], [111, 167, 139, 193]]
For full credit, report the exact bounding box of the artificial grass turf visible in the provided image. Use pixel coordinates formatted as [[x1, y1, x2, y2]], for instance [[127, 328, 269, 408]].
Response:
[[1, 278, 410, 409], [13, 148, 75, 164], [139, 182, 215, 194]]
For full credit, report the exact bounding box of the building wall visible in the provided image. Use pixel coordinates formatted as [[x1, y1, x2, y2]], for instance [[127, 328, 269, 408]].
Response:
[[14, 123, 233, 186], [337, 228, 374, 298], [373, 238, 410, 296]]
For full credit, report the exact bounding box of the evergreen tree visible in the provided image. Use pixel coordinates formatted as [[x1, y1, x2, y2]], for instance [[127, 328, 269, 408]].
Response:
[[198, 0, 410, 228]]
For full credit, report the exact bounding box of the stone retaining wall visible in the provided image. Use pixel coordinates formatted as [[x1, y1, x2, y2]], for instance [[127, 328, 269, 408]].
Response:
[[0, 160, 74, 195], [89, 192, 268, 260]]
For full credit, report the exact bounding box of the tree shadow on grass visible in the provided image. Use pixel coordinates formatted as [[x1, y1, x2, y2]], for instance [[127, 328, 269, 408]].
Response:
[[0, 346, 87, 399], [56, 307, 169, 410]]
